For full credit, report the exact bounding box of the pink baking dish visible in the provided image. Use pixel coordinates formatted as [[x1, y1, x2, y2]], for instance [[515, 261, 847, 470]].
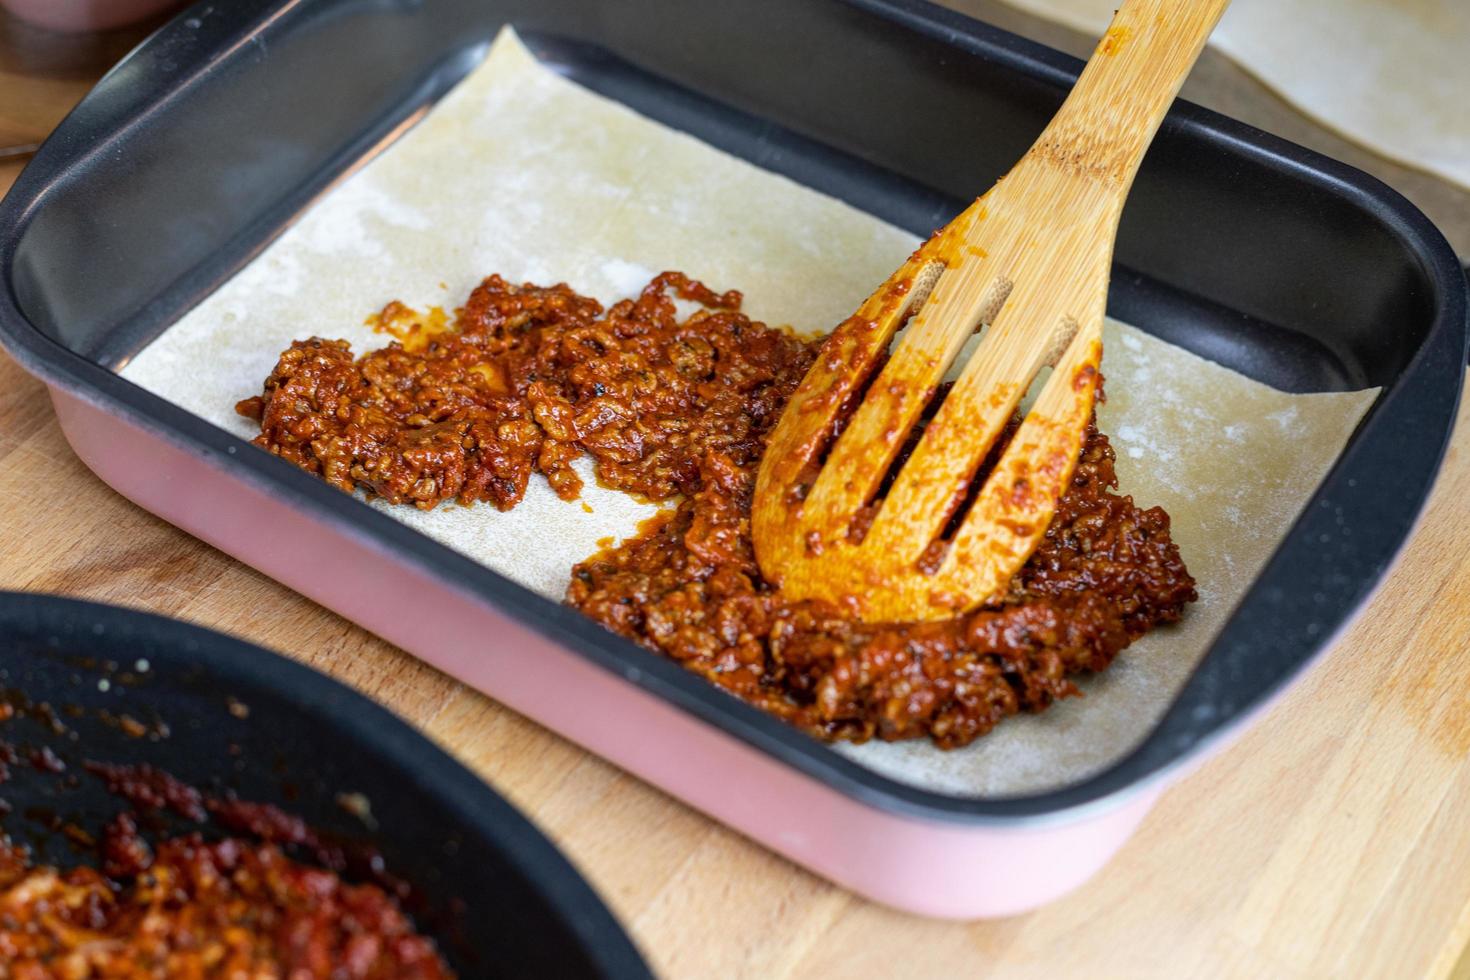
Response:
[[1, 0, 1464, 917]]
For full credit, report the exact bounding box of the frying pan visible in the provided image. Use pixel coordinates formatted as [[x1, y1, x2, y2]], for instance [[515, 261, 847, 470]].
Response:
[[0, 591, 651, 979]]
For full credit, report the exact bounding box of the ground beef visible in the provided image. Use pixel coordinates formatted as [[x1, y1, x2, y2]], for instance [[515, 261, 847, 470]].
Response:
[[240, 272, 1195, 748], [0, 830, 450, 978]]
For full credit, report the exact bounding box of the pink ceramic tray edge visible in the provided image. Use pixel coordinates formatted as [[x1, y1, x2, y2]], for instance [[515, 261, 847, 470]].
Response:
[[48, 384, 1191, 918]]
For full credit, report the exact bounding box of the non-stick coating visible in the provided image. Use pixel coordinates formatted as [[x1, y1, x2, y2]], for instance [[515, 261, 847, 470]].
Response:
[[0, 592, 650, 979]]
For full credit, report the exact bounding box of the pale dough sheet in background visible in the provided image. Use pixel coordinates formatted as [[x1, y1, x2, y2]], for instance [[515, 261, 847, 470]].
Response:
[[121, 30, 1376, 796], [995, 0, 1470, 192]]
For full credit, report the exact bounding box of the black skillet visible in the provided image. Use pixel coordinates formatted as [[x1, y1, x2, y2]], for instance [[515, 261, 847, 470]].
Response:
[[0, 591, 650, 979]]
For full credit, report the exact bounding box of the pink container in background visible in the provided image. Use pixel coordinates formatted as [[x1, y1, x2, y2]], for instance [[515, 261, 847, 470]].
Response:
[[1, 0, 182, 33]]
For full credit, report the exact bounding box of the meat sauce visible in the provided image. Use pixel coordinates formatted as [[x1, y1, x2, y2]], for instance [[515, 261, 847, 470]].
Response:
[[0, 749, 451, 978], [0, 828, 449, 978], [239, 273, 1196, 748]]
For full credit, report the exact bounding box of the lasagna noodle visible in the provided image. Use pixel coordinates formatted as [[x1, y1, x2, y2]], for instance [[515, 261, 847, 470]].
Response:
[[121, 29, 1377, 796]]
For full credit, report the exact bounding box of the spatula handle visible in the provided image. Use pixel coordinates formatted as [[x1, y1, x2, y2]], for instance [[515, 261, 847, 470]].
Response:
[[1027, 0, 1231, 198]]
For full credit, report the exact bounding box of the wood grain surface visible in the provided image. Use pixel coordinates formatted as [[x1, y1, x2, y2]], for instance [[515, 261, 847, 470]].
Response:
[[3, 7, 1469, 978]]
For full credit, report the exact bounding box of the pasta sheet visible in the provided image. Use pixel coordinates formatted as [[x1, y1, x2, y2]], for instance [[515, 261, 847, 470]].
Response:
[[121, 30, 1377, 796]]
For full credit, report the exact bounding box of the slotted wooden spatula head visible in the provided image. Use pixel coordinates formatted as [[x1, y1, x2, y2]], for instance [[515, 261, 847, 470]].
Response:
[[753, 0, 1230, 622]]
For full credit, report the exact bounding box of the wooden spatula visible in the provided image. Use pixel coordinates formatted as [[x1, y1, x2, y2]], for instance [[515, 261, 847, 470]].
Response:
[[753, 0, 1230, 622]]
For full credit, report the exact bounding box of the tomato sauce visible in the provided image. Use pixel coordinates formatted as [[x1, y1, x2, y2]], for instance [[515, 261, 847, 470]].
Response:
[[240, 272, 1195, 748]]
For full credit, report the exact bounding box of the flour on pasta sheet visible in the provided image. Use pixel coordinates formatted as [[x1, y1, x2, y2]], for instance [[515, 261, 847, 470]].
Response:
[[120, 28, 1377, 797]]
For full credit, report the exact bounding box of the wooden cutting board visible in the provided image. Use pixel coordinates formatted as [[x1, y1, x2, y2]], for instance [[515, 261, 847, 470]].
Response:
[[3, 8, 1470, 977]]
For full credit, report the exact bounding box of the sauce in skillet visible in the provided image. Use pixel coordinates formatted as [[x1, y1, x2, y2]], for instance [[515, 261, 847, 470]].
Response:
[[0, 828, 451, 978], [0, 719, 453, 976]]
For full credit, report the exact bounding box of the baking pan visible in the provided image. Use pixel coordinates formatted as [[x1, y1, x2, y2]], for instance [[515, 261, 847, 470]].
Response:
[[0, 0, 1465, 917], [0, 591, 650, 978]]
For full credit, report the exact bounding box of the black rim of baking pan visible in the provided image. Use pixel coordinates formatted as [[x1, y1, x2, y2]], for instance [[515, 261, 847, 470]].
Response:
[[0, 0, 1465, 829], [0, 591, 652, 978]]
